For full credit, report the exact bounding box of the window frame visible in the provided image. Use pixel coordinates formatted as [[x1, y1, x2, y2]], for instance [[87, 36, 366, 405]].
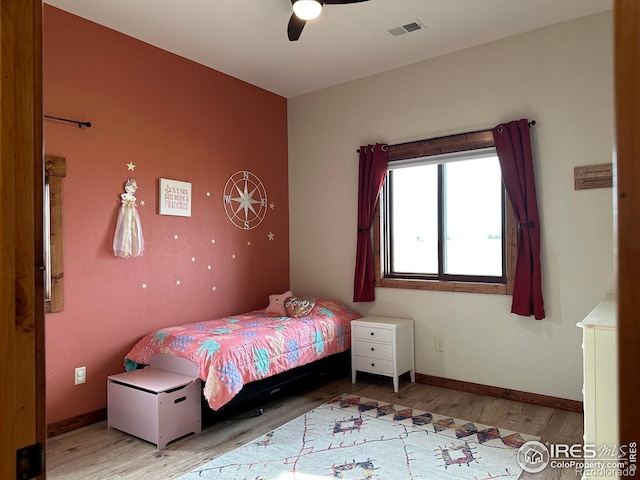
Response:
[[45, 155, 65, 313], [373, 129, 516, 295]]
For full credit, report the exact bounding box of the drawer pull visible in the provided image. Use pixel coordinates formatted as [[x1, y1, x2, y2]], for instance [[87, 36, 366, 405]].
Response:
[[174, 396, 187, 404], [370, 332, 374, 336], [371, 363, 375, 367], [371, 347, 375, 351]]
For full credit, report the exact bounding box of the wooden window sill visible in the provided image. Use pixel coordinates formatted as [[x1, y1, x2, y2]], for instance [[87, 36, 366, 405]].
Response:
[[376, 278, 507, 295]]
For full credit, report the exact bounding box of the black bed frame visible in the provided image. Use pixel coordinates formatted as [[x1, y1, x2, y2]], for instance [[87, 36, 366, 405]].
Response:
[[201, 350, 350, 424]]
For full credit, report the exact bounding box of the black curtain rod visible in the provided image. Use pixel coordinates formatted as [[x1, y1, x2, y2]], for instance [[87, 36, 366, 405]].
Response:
[[44, 115, 91, 128], [356, 120, 536, 153]]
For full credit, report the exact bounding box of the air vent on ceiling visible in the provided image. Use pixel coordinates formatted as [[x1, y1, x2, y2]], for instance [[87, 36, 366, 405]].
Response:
[[387, 20, 425, 37]]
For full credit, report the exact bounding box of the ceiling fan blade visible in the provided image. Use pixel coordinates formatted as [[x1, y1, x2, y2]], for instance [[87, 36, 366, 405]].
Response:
[[324, 0, 369, 4], [288, 13, 306, 41]]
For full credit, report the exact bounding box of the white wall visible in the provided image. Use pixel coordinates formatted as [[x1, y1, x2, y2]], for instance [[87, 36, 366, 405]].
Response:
[[288, 12, 613, 401]]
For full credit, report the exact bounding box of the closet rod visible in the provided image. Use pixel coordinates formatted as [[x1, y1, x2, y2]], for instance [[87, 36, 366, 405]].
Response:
[[44, 115, 92, 128]]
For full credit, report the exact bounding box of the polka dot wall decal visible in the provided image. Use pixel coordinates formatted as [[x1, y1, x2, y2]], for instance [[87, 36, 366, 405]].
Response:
[[268, 232, 275, 241], [127, 162, 136, 171]]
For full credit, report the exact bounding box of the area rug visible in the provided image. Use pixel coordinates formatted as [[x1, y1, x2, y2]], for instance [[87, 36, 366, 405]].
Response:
[[178, 393, 539, 480]]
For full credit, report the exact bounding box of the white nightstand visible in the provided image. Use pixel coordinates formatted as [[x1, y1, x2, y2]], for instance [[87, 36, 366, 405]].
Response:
[[351, 316, 415, 392]]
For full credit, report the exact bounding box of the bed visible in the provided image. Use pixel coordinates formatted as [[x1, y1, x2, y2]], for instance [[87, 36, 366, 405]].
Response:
[[123, 297, 361, 411]]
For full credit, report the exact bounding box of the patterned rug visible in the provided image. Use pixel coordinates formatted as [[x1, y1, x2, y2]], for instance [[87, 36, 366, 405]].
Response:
[[178, 393, 539, 480]]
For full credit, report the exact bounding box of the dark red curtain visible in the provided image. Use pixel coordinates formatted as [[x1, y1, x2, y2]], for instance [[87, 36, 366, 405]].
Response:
[[353, 143, 388, 302], [493, 119, 545, 320]]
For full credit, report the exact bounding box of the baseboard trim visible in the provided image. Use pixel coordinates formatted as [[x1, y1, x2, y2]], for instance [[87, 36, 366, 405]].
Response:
[[415, 373, 583, 414], [47, 408, 107, 438], [47, 375, 582, 437]]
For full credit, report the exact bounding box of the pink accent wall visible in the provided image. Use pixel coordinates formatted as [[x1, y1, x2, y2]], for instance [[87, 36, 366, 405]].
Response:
[[43, 6, 289, 424]]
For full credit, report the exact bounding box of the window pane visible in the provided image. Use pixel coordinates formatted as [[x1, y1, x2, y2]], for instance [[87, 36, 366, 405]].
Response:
[[443, 157, 503, 276], [390, 165, 438, 274]]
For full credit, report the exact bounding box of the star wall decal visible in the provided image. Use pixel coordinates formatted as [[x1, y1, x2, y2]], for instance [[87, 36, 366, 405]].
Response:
[[206, 192, 211, 197], [127, 162, 136, 171], [207, 265, 212, 270], [191, 257, 196, 262], [176, 280, 181, 286], [212, 286, 217, 291], [247, 241, 251, 246], [270, 203, 275, 209], [174, 235, 179, 240], [142, 283, 147, 289], [211, 239, 216, 244], [140, 200, 145, 206], [268, 232, 275, 241], [232, 254, 236, 259]]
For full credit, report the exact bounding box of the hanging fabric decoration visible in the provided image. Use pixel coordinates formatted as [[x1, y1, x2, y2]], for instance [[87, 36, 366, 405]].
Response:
[[113, 178, 144, 257]]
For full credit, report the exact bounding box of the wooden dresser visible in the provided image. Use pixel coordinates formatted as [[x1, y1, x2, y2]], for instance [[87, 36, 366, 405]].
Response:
[[576, 293, 618, 471]]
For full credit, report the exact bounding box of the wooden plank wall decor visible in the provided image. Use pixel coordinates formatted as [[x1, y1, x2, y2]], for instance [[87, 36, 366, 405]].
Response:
[[574, 163, 613, 190], [45, 156, 66, 313]]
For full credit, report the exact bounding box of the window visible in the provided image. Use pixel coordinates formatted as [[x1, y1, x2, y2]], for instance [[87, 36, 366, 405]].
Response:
[[45, 155, 65, 312], [374, 131, 516, 295]]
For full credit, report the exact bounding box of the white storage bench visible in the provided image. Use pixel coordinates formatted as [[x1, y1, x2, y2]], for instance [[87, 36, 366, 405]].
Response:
[[107, 354, 202, 449]]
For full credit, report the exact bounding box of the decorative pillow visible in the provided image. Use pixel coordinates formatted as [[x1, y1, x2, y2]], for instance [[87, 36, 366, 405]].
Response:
[[285, 296, 316, 318], [265, 291, 293, 316]]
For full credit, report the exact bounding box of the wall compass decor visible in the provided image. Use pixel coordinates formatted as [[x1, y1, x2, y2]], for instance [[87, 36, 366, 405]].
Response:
[[223, 170, 268, 230]]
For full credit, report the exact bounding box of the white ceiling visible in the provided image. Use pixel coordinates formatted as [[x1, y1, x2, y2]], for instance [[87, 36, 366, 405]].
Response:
[[44, 0, 611, 98]]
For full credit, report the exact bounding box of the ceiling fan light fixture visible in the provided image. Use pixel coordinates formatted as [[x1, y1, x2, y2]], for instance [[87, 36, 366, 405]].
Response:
[[293, 0, 323, 20]]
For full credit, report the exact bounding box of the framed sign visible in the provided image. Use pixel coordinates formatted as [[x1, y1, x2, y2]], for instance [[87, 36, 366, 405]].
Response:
[[159, 178, 192, 217], [574, 164, 613, 190]]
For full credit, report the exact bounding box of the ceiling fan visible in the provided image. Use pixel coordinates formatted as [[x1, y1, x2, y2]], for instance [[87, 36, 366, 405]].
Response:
[[288, 0, 370, 41]]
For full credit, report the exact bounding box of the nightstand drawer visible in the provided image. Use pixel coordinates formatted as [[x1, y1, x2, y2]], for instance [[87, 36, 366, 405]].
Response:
[[353, 325, 393, 343], [354, 355, 394, 375], [353, 340, 393, 359]]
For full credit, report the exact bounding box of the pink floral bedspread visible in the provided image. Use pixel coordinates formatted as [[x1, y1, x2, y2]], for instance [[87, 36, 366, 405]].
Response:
[[124, 298, 360, 410]]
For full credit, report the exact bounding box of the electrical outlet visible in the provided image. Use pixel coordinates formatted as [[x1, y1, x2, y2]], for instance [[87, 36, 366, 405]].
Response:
[[435, 337, 444, 352], [75, 366, 86, 385]]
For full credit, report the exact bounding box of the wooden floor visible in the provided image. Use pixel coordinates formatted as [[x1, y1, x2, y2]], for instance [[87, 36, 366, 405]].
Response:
[[46, 374, 584, 479]]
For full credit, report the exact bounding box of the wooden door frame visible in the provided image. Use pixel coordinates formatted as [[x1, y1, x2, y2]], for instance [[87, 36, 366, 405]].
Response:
[[0, 1, 45, 479], [615, 0, 640, 452]]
